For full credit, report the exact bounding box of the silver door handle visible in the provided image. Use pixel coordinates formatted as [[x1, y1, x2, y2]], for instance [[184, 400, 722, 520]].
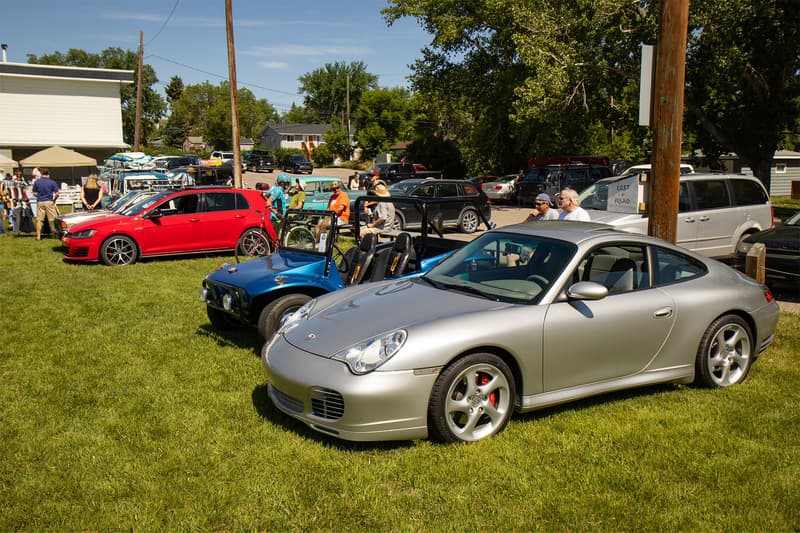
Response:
[[654, 307, 673, 318]]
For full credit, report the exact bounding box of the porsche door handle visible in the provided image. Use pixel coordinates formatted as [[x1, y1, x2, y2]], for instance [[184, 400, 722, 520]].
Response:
[[653, 307, 673, 319]]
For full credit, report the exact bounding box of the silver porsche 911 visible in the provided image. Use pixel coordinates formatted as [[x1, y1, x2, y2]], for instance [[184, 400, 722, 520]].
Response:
[[262, 221, 780, 443]]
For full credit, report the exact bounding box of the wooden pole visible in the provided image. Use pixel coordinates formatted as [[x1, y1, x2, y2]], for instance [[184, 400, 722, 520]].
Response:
[[647, 0, 689, 243], [134, 30, 144, 152], [225, 0, 243, 188]]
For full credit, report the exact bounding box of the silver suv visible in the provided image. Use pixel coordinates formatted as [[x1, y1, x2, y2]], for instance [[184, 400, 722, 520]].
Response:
[[577, 173, 773, 258]]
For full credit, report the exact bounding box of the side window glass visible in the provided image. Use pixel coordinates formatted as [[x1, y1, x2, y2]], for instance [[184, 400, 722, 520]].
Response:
[[678, 182, 691, 212], [730, 179, 768, 206], [414, 184, 436, 198], [438, 183, 459, 197], [693, 180, 730, 210], [652, 246, 706, 285], [203, 192, 236, 212], [573, 245, 647, 295]]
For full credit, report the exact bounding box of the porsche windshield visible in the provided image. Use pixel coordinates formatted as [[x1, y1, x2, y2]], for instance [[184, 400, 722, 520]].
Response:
[[423, 232, 576, 304]]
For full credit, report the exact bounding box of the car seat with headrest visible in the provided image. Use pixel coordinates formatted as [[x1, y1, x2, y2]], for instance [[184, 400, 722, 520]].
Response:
[[344, 233, 377, 285], [604, 257, 637, 294]]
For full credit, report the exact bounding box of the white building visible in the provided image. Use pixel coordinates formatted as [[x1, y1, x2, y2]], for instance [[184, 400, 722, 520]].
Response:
[[0, 61, 133, 177]]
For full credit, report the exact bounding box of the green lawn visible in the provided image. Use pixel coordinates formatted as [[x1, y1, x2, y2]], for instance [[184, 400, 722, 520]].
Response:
[[1, 235, 798, 530]]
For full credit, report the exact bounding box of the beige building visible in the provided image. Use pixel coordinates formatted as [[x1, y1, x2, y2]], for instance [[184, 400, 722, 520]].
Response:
[[0, 61, 133, 178]]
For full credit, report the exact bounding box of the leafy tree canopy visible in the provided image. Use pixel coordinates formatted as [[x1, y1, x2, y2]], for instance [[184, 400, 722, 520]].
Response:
[[298, 61, 379, 124]]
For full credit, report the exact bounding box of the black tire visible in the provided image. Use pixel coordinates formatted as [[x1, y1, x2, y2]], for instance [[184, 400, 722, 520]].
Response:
[[99, 235, 138, 266], [207, 305, 239, 331], [694, 314, 754, 388], [428, 353, 516, 443], [258, 294, 312, 340], [236, 228, 273, 263], [458, 208, 480, 233]]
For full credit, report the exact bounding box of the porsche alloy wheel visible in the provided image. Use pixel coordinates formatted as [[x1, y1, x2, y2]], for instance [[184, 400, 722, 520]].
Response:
[[428, 353, 516, 443], [695, 314, 754, 388]]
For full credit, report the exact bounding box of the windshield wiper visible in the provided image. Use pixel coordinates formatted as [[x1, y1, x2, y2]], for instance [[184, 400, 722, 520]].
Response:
[[435, 280, 495, 300]]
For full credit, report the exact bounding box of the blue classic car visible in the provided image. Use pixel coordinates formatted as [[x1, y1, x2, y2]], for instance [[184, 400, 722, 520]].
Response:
[[200, 197, 491, 341]]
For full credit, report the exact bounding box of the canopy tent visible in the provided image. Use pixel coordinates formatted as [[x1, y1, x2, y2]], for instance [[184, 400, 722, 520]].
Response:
[[20, 146, 97, 167], [0, 153, 18, 167]]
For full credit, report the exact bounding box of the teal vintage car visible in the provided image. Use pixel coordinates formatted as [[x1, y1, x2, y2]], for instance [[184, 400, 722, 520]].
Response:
[[292, 176, 366, 211]]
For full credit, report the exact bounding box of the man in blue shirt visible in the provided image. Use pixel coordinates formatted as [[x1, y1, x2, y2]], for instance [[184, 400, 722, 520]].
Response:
[[265, 173, 291, 221], [32, 167, 60, 240]]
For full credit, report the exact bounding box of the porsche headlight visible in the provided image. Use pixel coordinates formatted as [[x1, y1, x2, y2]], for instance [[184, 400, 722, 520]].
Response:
[[333, 330, 407, 375], [69, 229, 96, 239], [275, 299, 315, 337]]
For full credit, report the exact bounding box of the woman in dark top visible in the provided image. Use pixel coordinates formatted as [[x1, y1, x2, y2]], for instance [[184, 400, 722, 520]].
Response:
[[81, 173, 104, 211]]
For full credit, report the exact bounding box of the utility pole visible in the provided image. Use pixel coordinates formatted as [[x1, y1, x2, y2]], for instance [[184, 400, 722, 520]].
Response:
[[648, 0, 690, 244], [225, 0, 243, 187], [134, 30, 144, 152], [346, 72, 351, 159]]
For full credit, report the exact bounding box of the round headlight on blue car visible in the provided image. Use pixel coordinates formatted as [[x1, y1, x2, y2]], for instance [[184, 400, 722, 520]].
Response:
[[333, 330, 407, 375]]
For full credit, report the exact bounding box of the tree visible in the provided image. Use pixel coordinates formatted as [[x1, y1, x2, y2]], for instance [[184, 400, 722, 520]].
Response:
[[353, 87, 413, 158], [27, 47, 167, 145], [164, 76, 185, 109], [322, 126, 353, 161], [298, 61, 379, 124], [685, 0, 800, 189], [170, 81, 278, 150], [282, 103, 318, 124]]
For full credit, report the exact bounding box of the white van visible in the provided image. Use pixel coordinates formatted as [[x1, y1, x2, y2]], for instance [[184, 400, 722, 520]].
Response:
[[578, 172, 773, 258]]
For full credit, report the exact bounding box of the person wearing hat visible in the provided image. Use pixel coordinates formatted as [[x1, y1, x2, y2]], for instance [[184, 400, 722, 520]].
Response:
[[524, 192, 559, 222], [181, 166, 196, 188], [360, 184, 395, 238], [288, 178, 305, 209]]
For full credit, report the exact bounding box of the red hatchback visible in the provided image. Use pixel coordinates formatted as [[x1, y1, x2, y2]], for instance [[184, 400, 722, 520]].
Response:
[[62, 187, 271, 266]]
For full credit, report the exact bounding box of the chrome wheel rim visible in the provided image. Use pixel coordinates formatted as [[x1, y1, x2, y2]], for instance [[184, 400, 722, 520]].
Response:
[[104, 238, 135, 265], [242, 231, 269, 256], [461, 211, 478, 232], [706, 323, 751, 387], [444, 363, 512, 441]]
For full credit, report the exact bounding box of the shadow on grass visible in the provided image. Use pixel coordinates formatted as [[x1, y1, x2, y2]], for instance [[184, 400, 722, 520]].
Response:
[[514, 381, 684, 424], [196, 323, 263, 355], [251, 383, 414, 452]]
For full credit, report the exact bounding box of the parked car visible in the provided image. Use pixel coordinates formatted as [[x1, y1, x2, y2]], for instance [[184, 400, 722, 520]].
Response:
[[467, 175, 500, 189], [367, 162, 443, 183], [386, 178, 492, 233], [294, 176, 365, 210], [62, 187, 268, 266], [244, 150, 276, 173], [153, 155, 202, 171], [735, 210, 799, 291], [54, 189, 158, 237], [201, 197, 468, 341], [482, 174, 519, 203], [281, 154, 313, 174], [517, 163, 612, 205], [101, 170, 177, 206], [616, 163, 694, 177], [577, 173, 773, 259], [261, 221, 780, 443], [210, 151, 234, 163]]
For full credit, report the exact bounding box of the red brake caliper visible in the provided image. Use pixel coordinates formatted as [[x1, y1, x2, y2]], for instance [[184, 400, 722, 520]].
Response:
[[478, 372, 497, 406]]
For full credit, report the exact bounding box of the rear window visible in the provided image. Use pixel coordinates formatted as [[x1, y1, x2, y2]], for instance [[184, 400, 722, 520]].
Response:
[[729, 179, 768, 206]]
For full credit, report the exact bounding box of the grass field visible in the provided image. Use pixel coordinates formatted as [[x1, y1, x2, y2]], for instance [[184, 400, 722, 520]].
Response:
[[1, 234, 798, 530]]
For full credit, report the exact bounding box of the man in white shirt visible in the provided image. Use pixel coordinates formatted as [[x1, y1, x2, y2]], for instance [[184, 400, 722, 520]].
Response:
[[557, 188, 590, 221]]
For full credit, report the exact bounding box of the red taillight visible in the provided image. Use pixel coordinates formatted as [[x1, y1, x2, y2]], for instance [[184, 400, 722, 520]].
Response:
[[770, 206, 775, 227], [765, 288, 775, 303], [494, 185, 503, 190]]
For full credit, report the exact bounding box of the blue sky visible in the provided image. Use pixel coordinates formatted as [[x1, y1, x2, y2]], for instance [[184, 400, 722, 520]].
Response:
[[2, 0, 432, 114]]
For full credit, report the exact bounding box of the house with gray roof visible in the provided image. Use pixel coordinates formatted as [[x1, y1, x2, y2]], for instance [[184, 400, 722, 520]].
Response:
[[259, 123, 331, 151]]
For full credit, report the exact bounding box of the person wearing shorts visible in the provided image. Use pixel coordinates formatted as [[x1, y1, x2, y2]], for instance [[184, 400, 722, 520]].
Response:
[[32, 167, 60, 240]]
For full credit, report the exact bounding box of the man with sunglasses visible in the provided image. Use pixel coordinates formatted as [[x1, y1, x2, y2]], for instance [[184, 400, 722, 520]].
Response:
[[525, 193, 559, 222]]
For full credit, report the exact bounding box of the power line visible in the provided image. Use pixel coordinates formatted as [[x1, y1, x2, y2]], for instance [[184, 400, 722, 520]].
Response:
[[147, 53, 299, 98], [144, 0, 181, 47]]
